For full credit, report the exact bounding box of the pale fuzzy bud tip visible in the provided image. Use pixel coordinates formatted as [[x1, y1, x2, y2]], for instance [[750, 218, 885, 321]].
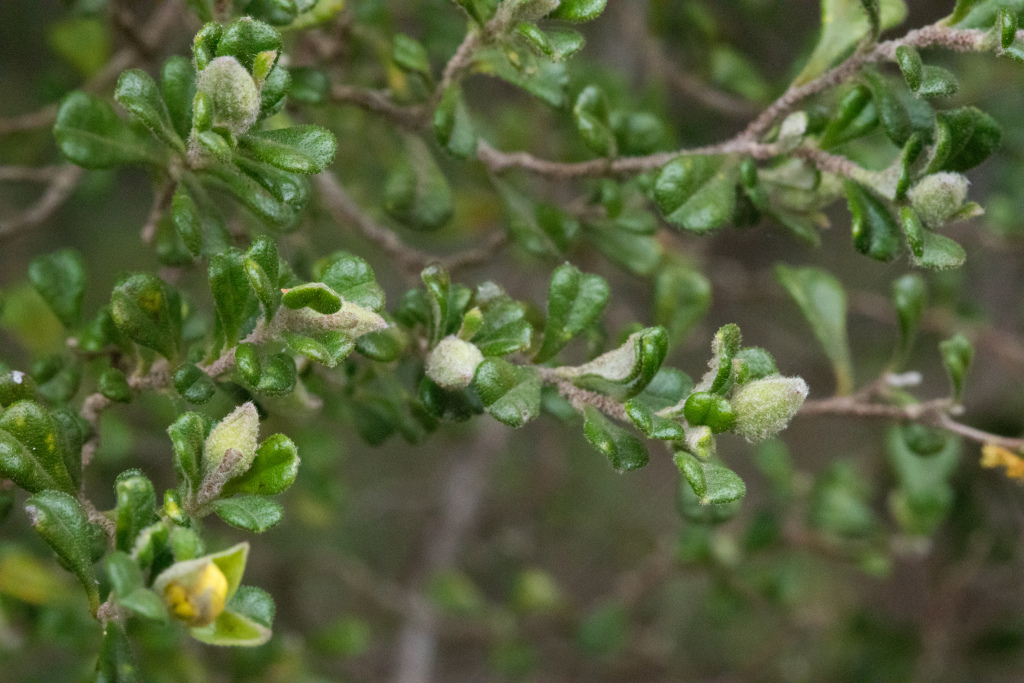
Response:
[[425, 336, 484, 389], [730, 376, 809, 442], [197, 56, 260, 136], [202, 401, 260, 480], [907, 172, 969, 228]]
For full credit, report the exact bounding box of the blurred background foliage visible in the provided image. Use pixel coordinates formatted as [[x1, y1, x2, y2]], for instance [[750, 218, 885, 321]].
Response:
[[4, 0, 1024, 681]]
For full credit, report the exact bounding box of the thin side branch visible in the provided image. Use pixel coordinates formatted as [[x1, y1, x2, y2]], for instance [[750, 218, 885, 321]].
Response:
[[314, 172, 506, 273], [0, 165, 84, 241]]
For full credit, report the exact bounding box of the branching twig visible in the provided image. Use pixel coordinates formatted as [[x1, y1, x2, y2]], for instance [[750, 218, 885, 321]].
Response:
[[0, 165, 84, 242], [314, 172, 506, 273], [798, 395, 1024, 451], [330, 85, 427, 130], [391, 421, 507, 683]]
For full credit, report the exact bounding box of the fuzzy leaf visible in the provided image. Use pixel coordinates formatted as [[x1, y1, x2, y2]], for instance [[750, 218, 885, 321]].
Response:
[[54, 91, 155, 168], [314, 251, 386, 312], [28, 249, 86, 328], [221, 434, 299, 497], [110, 274, 182, 360], [534, 264, 609, 363], [582, 406, 649, 473], [25, 490, 100, 613], [115, 68, 184, 152], [653, 156, 737, 234], [240, 125, 337, 174], [212, 495, 283, 533], [473, 359, 541, 428]]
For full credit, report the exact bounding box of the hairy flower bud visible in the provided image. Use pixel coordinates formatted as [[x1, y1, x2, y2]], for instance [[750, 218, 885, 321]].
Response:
[[202, 402, 259, 480], [730, 376, 808, 442], [425, 336, 484, 389], [196, 56, 260, 136], [907, 172, 968, 228]]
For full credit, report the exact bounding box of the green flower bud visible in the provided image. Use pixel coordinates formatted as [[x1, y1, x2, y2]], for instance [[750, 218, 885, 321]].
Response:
[[202, 402, 259, 480], [907, 172, 968, 228], [425, 336, 484, 389], [196, 56, 260, 137], [730, 376, 808, 442]]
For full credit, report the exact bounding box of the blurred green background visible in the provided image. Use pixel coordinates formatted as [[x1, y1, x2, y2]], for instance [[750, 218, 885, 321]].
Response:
[[5, 1, 1024, 681]]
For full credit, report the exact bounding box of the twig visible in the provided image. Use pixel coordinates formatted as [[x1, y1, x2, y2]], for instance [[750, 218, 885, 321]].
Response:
[[537, 367, 629, 422], [0, 165, 84, 241], [330, 85, 426, 130], [139, 179, 178, 244], [391, 420, 507, 683], [0, 166, 66, 182], [314, 172, 507, 273], [475, 25, 996, 180], [0, 0, 182, 137], [798, 395, 1024, 451]]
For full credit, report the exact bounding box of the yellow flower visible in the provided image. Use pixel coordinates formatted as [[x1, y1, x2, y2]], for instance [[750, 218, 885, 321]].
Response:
[[162, 561, 228, 627], [980, 443, 1024, 481]]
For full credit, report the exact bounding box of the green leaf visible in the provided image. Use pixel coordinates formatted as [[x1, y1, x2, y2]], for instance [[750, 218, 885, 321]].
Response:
[[624, 399, 685, 440], [240, 125, 337, 174], [653, 155, 737, 234], [418, 377, 484, 422], [0, 371, 38, 408], [534, 264, 609, 363], [53, 91, 155, 168], [212, 495, 283, 532], [940, 333, 973, 400], [819, 85, 878, 149], [999, 8, 1018, 49], [234, 343, 262, 386], [736, 347, 778, 381], [433, 86, 477, 159], [24, 490, 100, 614], [209, 250, 254, 346], [892, 274, 926, 367], [355, 325, 407, 362], [28, 249, 86, 329], [392, 34, 431, 77], [701, 462, 747, 505], [173, 364, 217, 405], [683, 391, 737, 434], [845, 181, 900, 261], [161, 55, 197, 141], [560, 327, 668, 400], [105, 551, 143, 597], [200, 163, 298, 228], [516, 24, 586, 61], [168, 412, 208, 500], [0, 401, 75, 494], [472, 359, 542, 428], [221, 434, 299, 497], [470, 286, 533, 357], [809, 463, 877, 538], [948, 0, 983, 25], [384, 135, 454, 231], [776, 265, 854, 395], [283, 331, 354, 367], [119, 586, 170, 622], [498, 182, 580, 256], [928, 107, 1001, 173], [259, 64, 290, 118], [216, 17, 282, 72], [895, 46, 923, 91], [257, 353, 296, 395], [549, 0, 607, 22], [910, 227, 966, 271], [193, 22, 223, 70], [471, 45, 568, 108], [283, 282, 342, 314], [916, 66, 959, 98], [632, 368, 693, 413], [227, 584, 275, 629], [573, 86, 616, 157], [96, 622, 138, 682], [653, 260, 711, 345], [47, 17, 110, 78], [863, 71, 911, 146], [586, 212, 662, 276], [582, 406, 649, 473], [115, 69, 184, 153], [795, 0, 907, 85], [191, 607, 272, 646], [171, 186, 203, 257], [288, 66, 329, 103], [861, 0, 881, 38], [110, 274, 182, 360], [244, 236, 282, 319], [99, 368, 132, 404], [314, 251, 386, 313], [114, 471, 157, 553], [422, 265, 451, 349]]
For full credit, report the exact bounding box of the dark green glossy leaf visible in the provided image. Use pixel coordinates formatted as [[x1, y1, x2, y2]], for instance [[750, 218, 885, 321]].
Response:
[[245, 236, 282, 318], [25, 490, 100, 613], [99, 368, 132, 403], [110, 274, 182, 360], [161, 55, 197, 140], [534, 264, 609, 363], [776, 265, 853, 395], [240, 125, 336, 174], [212, 495, 283, 532], [582, 405, 649, 472], [314, 251, 386, 313], [472, 358, 541, 428], [115, 68, 184, 153], [256, 353, 296, 395], [282, 282, 342, 314], [0, 400, 75, 493], [222, 433, 299, 497], [167, 412, 208, 499], [549, 0, 607, 22], [54, 91, 155, 168], [624, 399, 685, 440], [845, 181, 901, 261], [573, 86, 615, 157], [173, 364, 217, 404], [28, 249, 86, 328], [209, 249, 253, 345], [928, 107, 1001, 173], [892, 274, 926, 367], [216, 17, 281, 72], [114, 470, 157, 553], [653, 155, 737, 233]]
